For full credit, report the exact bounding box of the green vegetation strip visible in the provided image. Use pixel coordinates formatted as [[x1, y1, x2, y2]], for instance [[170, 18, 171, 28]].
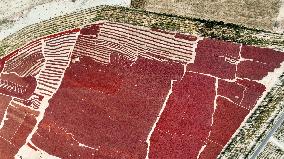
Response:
[[131, 0, 146, 8]]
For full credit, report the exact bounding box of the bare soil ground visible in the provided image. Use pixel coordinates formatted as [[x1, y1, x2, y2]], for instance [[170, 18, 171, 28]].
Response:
[[141, 0, 281, 31]]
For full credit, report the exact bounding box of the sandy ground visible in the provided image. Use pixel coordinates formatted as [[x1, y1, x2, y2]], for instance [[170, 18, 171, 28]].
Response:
[[274, 0, 284, 32], [0, 0, 131, 40]]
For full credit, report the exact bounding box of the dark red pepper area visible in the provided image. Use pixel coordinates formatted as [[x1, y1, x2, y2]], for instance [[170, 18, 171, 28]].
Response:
[[0, 23, 283, 159]]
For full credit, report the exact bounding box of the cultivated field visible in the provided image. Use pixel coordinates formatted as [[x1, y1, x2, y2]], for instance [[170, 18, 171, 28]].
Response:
[[0, 5, 283, 159]]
